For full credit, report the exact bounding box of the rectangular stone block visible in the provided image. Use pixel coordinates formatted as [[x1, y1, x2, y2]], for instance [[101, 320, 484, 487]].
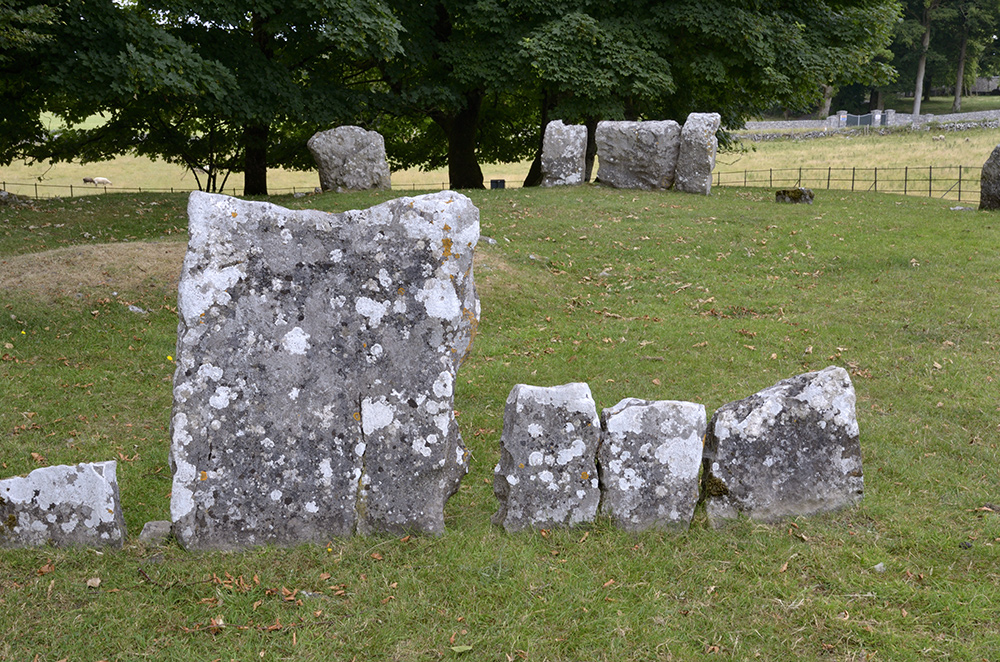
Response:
[[541, 120, 587, 187], [170, 191, 479, 549], [595, 120, 681, 189], [675, 113, 721, 195], [0, 462, 126, 548]]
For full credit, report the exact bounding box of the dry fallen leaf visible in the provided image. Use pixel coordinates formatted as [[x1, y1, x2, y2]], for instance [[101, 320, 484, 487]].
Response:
[[371, 552, 384, 561], [86, 577, 101, 589], [38, 560, 55, 576]]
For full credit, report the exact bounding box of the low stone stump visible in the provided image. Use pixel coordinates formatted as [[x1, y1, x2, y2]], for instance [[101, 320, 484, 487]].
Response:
[[775, 188, 814, 204], [492, 383, 601, 532], [675, 113, 721, 195], [540, 120, 587, 187], [980, 144, 1000, 210], [170, 190, 479, 550], [594, 120, 681, 189], [599, 398, 705, 531], [702, 366, 863, 527], [0, 461, 126, 548], [307, 125, 391, 193]]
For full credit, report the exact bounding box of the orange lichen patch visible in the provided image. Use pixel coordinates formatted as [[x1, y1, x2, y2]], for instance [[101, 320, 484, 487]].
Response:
[[353, 412, 361, 421], [441, 237, 454, 258]]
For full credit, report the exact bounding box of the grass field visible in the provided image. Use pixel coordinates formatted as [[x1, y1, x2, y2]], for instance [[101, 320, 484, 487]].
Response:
[[1, 170, 999, 659]]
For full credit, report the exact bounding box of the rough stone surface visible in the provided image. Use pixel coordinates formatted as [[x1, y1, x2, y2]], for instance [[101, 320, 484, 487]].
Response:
[[775, 188, 814, 204], [980, 144, 1000, 210], [139, 520, 172, 545], [675, 113, 721, 195], [170, 190, 479, 550], [0, 462, 125, 548], [702, 366, 863, 527], [540, 120, 587, 187], [492, 383, 601, 532], [307, 126, 391, 193], [598, 398, 705, 531], [594, 120, 681, 189]]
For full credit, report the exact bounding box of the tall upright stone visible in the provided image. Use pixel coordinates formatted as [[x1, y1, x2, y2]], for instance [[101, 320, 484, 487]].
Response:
[[492, 383, 601, 532], [702, 366, 864, 527], [540, 120, 587, 187], [979, 144, 1000, 210], [675, 113, 721, 195], [0, 462, 126, 548], [307, 126, 391, 193], [170, 190, 479, 550], [598, 398, 705, 531], [594, 120, 681, 189]]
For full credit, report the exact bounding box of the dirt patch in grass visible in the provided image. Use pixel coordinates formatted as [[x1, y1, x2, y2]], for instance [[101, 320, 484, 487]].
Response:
[[0, 241, 186, 301], [0, 240, 509, 301]]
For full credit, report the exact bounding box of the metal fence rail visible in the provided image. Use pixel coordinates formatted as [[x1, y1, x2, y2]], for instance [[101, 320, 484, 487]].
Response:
[[0, 180, 454, 199], [715, 165, 981, 204]]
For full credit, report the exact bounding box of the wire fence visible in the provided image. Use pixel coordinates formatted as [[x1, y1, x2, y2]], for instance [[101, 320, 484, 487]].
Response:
[[714, 165, 982, 204], [0, 180, 457, 199]]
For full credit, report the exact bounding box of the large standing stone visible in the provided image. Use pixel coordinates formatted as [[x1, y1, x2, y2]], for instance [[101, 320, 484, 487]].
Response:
[[594, 121, 681, 189], [0, 462, 126, 548], [492, 383, 601, 532], [598, 398, 705, 531], [170, 190, 479, 550], [541, 120, 587, 187], [674, 113, 721, 195], [307, 126, 391, 193], [979, 144, 1000, 210], [702, 366, 863, 527]]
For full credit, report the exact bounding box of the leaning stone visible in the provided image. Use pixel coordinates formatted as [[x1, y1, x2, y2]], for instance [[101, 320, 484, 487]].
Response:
[[674, 113, 721, 195], [492, 383, 601, 532], [170, 190, 478, 550], [702, 366, 863, 527], [0, 462, 126, 549], [139, 520, 172, 545], [980, 144, 1000, 210], [307, 125, 391, 193], [598, 398, 705, 531], [540, 120, 587, 187], [775, 188, 814, 204], [594, 120, 681, 189]]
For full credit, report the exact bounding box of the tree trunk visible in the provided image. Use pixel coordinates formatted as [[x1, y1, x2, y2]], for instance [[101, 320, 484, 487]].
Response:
[[438, 91, 485, 190], [523, 89, 551, 188], [817, 85, 834, 119], [584, 117, 599, 182], [243, 122, 269, 196], [912, 3, 935, 118], [952, 26, 969, 112]]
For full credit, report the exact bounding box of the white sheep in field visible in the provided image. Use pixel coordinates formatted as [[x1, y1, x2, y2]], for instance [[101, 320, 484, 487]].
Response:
[[83, 177, 112, 186]]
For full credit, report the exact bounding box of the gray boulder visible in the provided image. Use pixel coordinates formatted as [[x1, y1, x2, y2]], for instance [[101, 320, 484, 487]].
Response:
[[307, 125, 391, 193], [980, 144, 1000, 210], [775, 188, 814, 204], [170, 190, 479, 550], [702, 366, 864, 527], [599, 398, 705, 531], [0, 462, 126, 548], [492, 383, 601, 532], [675, 113, 721, 195], [594, 120, 681, 189], [541, 120, 587, 187]]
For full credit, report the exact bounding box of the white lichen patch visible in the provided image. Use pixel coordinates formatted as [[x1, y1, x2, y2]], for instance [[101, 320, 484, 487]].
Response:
[[356, 296, 390, 327], [281, 327, 311, 355], [361, 398, 395, 435], [416, 277, 461, 320]]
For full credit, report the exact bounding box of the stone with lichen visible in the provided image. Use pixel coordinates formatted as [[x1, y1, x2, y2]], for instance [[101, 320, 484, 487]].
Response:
[[595, 120, 681, 190], [170, 190, 479, 550], [598, 398, 704, 531], [492, 383, 601, 532], [674, 113, 721, 195], [702, 366, 864, 527], [0, 462, 126, 548], [307, 125, 391, 193], [540, 120, 587, 187]]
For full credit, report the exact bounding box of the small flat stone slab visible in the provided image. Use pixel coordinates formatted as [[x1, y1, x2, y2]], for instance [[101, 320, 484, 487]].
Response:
[[703, 366, 864, 526], [171, 191, 478, 549], [775, 188, 814, 204], [675, 113, 721, 195], [139, 520, 172, 545], [599, 398, 705, 531], [541, 120, 587, 186], [595, 120, 681, 189], [0, 461, 125, 548], [492, 383, 601, 532]]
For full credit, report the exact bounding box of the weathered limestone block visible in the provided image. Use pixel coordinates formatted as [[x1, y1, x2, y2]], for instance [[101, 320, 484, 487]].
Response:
[[307, 125, 391, 193], [980, 144, 1000, 210], [541, 120, 587, 187], [702, 366, 863, 527], [492, 383, 601, 532], [0, 462, 125, 548], [775, 188, 814, 204], [171, 190, 479, 550], [598, 398, 705, 531], [594, 120, 681, 189], [675, 113, 721, 195]]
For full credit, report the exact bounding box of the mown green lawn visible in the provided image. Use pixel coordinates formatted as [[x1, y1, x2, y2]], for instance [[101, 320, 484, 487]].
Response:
[[1, 184, 998, 660]]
